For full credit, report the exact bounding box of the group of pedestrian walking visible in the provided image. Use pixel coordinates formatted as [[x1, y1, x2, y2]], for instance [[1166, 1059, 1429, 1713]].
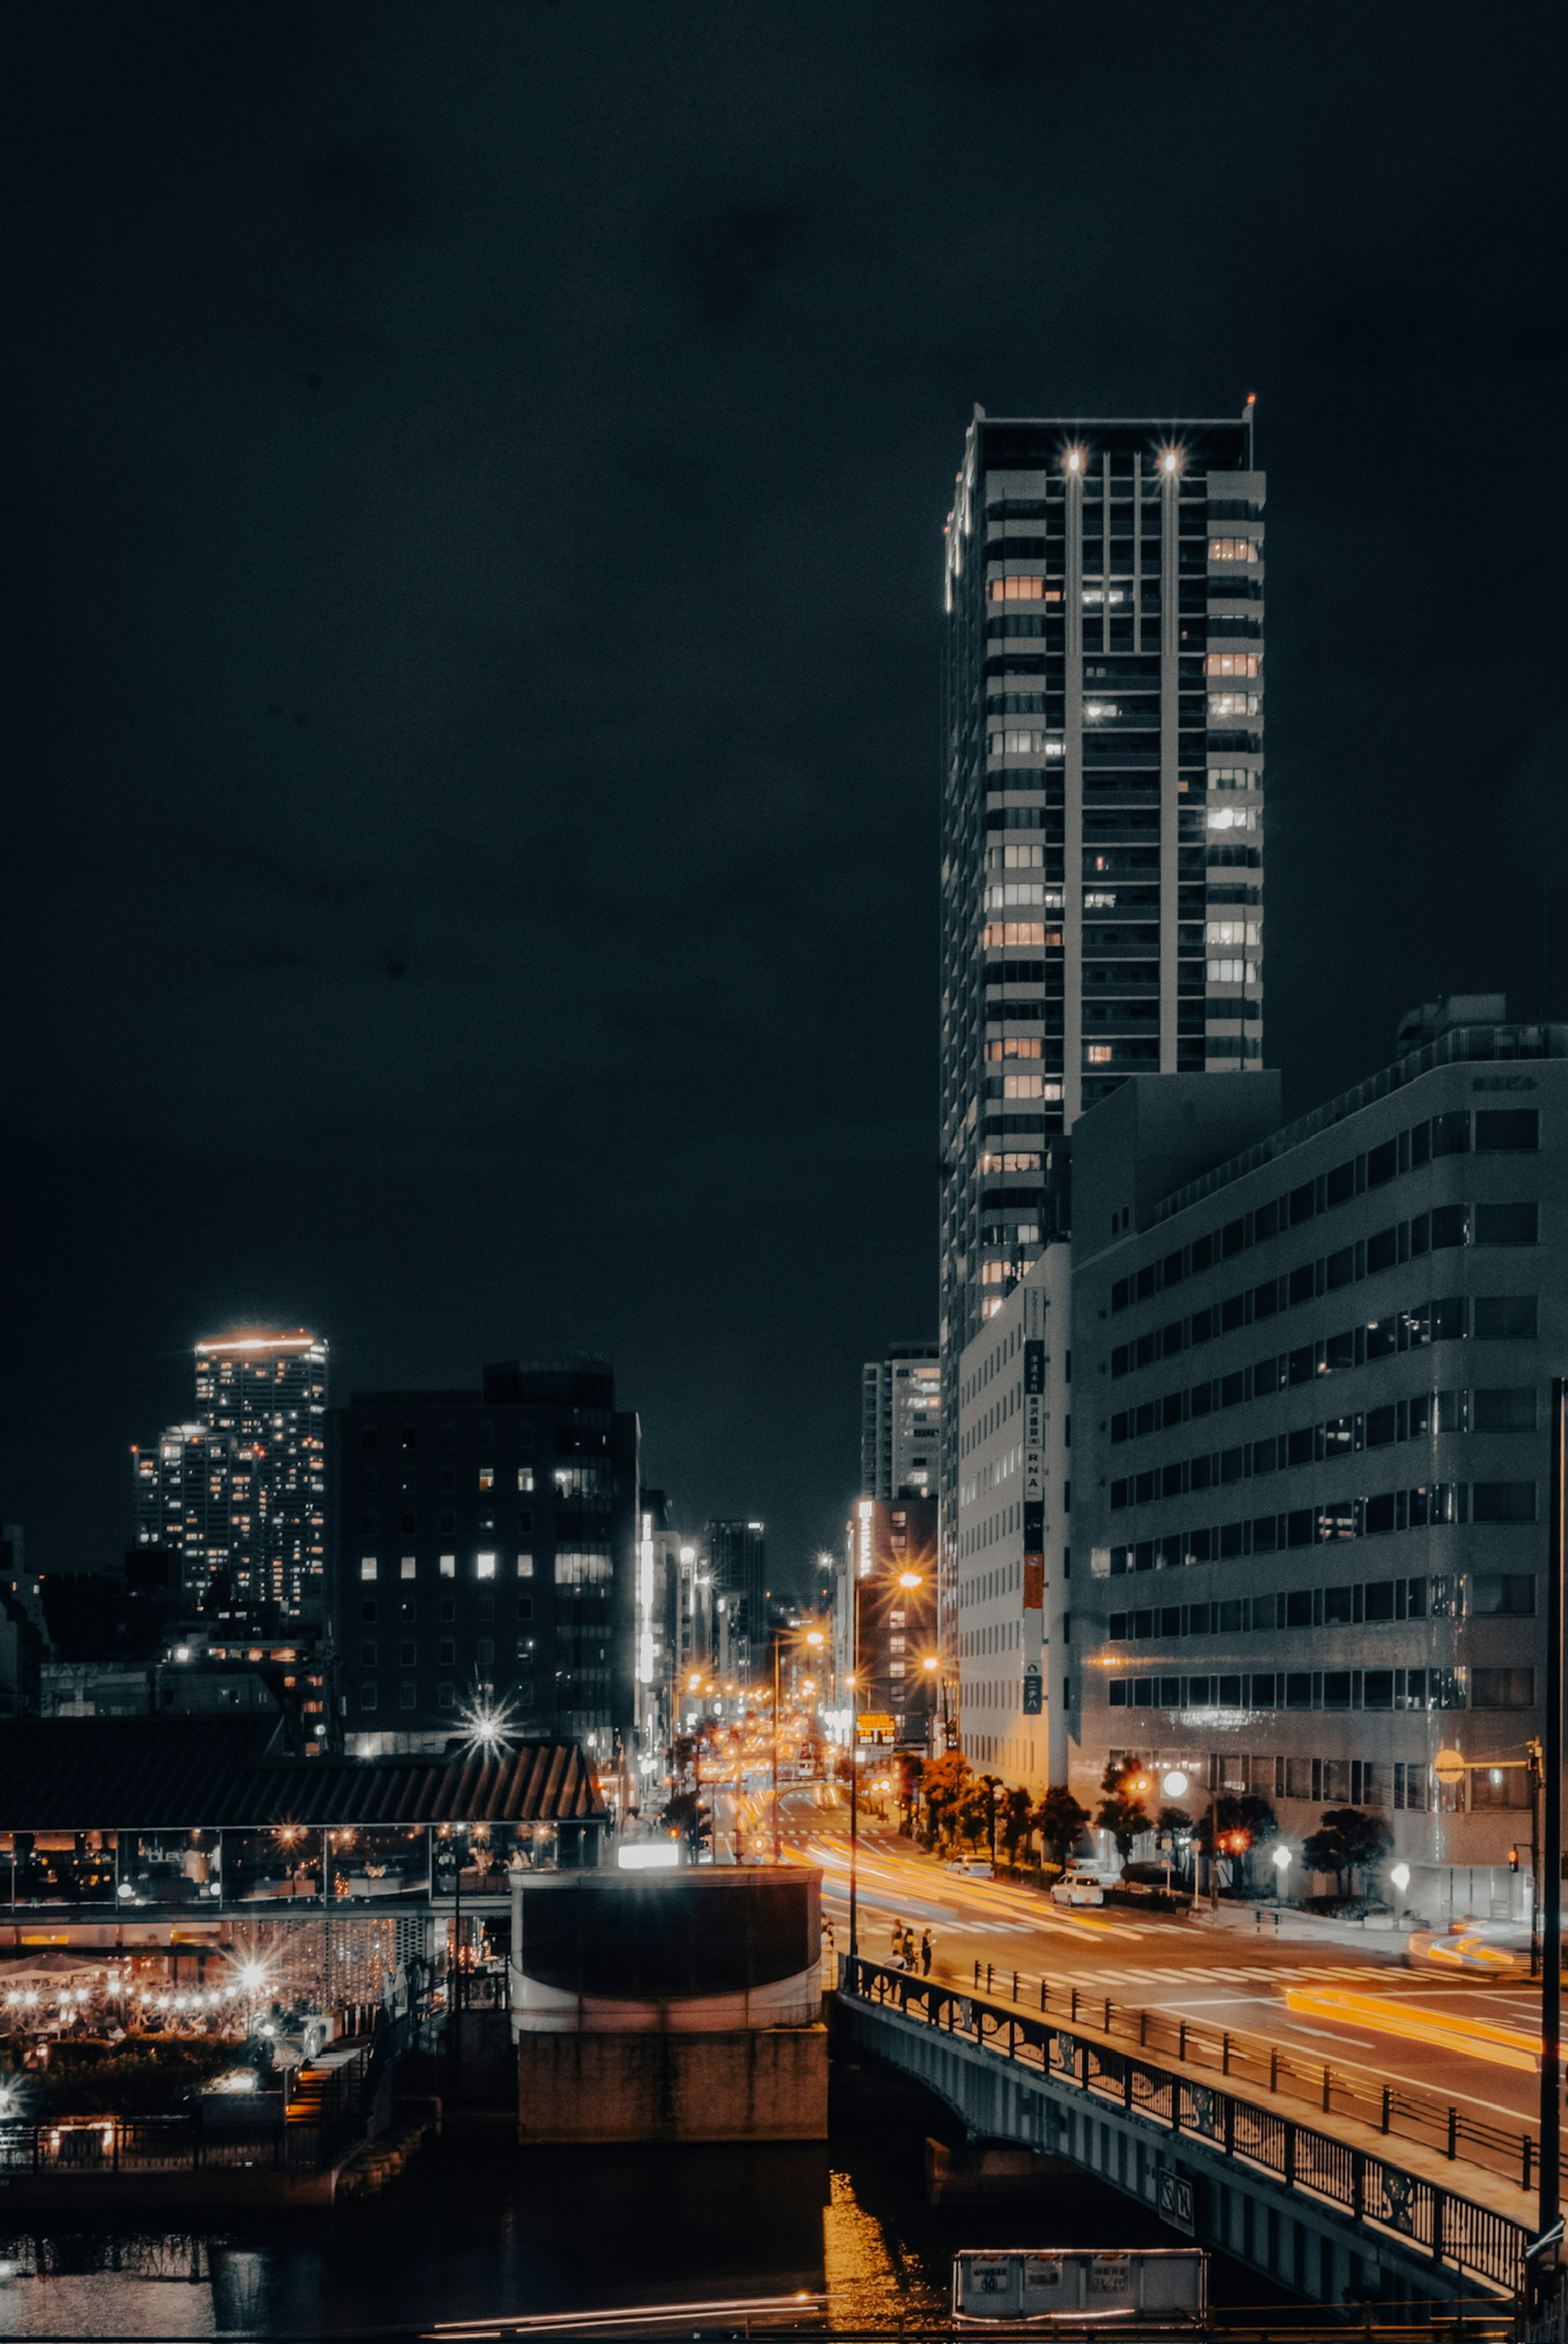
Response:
[[888, 1917, 933, 1974]]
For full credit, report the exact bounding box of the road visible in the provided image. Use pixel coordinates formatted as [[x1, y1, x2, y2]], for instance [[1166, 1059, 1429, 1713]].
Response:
[[773, 1785, 1550, 2163]]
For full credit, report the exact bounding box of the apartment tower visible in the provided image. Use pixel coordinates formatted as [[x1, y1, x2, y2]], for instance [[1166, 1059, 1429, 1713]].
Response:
[[939, 407, 1266, 1643]]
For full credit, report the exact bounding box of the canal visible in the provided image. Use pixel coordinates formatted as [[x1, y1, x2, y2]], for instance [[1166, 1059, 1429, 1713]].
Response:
[[0, 2056, 1294, 2335]]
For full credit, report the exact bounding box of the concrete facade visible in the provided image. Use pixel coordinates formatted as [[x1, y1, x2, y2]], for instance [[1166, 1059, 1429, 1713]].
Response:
[[952, 1244, 1072, 1789], [516, 2024, 828, 2143], [1069, 1017, 1566, 1922]]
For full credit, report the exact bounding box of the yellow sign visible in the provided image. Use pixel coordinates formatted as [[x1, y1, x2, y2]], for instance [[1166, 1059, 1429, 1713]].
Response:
[[856, 1713, 895, 1736], [1432, 1749, 1467, 1785]]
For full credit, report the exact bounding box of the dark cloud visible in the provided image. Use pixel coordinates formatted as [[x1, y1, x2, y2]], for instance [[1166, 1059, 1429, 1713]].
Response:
[[2, 0, 1566, 1588]]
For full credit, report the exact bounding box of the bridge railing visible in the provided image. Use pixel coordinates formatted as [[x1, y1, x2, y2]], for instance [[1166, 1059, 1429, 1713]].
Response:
[[963, 1954, 1537, 2194], [839, 1957, 1529, 2300]]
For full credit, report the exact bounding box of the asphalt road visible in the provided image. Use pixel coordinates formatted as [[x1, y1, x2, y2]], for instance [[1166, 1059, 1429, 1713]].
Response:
[[773, 1785, 1550, 2163]]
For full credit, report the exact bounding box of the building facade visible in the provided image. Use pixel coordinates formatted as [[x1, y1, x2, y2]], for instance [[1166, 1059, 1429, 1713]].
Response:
[[706, 1519, 765, 1683], [938, 410, 1266, 1696], [330, 1360, 638, 1768], [132, 1330, 328, 1615], [953, 1248, 1072, 1791], [860, 1344, 940, 1501], [835, 1499, 940, 1752], [1070, 1008, 1564, 1923]]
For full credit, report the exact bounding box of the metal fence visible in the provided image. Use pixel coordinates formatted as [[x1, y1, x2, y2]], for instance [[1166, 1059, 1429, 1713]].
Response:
[[0, 2115, 310, 2173], [841, 1959, 1529, 2299], [964, 1956, 1538, 2192]]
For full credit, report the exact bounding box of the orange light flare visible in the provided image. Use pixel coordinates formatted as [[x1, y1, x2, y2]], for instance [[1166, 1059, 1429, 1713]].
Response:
[[1282, 1986, 1541, 2073]]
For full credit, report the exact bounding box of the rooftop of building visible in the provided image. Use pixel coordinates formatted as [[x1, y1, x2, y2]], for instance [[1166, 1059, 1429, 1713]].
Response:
[[0, 1718, 606, 1832], [1155, 1008, 1567, 1225]]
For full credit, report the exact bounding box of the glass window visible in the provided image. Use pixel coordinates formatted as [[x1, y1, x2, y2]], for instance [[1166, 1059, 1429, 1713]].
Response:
[[439, 1553, 457, 1577], [360, 1556, 378, 1582], [400, 1556, 416, 1580], [476, 1552, 497, 1578]]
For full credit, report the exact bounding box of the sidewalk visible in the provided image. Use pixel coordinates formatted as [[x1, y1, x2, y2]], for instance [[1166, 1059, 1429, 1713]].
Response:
[[1185, 1901, 1405, 1950]]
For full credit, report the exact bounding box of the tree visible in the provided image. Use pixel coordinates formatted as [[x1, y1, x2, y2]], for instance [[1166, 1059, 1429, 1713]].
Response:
[[956, 1780, 995, 1853], [1096, 1756, 1150, 1860], [921, 1750, 970, 1846], [1303, 1807, 1391, 1898], [999, 1785, 1033, 1863], [1194, 1794, 1277, 1894], [1035, 1786, 1090, 1867]]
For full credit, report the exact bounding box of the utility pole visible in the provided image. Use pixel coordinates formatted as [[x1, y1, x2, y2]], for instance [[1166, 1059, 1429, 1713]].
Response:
[[848, 1570, 860, 1960], [771, 1630, 781, 1863], [1539, 1377, 1566, 2262]]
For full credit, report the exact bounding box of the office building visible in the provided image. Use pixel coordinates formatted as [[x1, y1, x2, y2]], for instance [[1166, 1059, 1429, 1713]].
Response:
[[706, 1518, 765, 1682], [952, 1249, 1072, 1791], [860, 1344, 940, 1501], [938, 409, 1265, 1679], [1070, 999, 1562, 1923], [836, 1498, 940, 1751], [331, 1359, 639, 1767], [132, 1330, 328, 1615]]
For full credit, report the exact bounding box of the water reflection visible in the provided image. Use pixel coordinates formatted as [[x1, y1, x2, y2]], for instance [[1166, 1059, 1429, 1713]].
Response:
[[0, 2062, 1260, 2336]]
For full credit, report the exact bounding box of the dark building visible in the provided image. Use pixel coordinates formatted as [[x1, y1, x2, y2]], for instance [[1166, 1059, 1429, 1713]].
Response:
[[331, 1361, 639, 1768], [706, 1518, 765, 1682], [840, 1498, 940, 1749]]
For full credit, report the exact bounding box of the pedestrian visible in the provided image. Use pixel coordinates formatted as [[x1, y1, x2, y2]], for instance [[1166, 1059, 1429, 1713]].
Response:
[[890, 1916, 904, 1960], [902, 1927, 916, 1967], [920, 1928, 933, 1977]]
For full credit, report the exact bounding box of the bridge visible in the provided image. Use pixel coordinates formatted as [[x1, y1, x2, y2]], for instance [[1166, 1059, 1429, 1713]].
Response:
[[836, 1957, 1541, 2313]]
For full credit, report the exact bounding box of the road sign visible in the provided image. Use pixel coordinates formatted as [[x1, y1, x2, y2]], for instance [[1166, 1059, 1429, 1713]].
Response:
[[1022, 1664, 1042, 1716], [856, 1713, 895, 1739], [1433, 1748, 1467, 1785]]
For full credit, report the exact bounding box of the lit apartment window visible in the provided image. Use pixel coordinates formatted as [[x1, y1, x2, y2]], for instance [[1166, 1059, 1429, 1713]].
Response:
[[360, 1556, 378, 1582], [1205, 920, 1261, 947], [478, 1464, 495, 1490], [439, 1554, 456, 1578], [476, 1552, 497, 1579], [980, 1263, 1013, 1286], [1208, 767, 1254, 789], [985, 841, 1049, 871], [518, 1552, 534, 1578], [1204, 652, 1259, 677], [1208, 538, 1260, 561], [517, 1466, 535, 1492], [1208, 692, 1261, 720], [1207, 958, 1258, 984], [400, 1556, 417, 1580], [987, 575, 1058, 602], [1003, 1074, 1062, 1099], [988, 727, 1062, 756], [985, 1037, 1043, 1061], [1207, 805, 1257, 830], [1082, 700, 1119, 721], [1086, 1044, 1114, 1064], [1084, 891, 1116, 908], [982, 920, 1063, 949]]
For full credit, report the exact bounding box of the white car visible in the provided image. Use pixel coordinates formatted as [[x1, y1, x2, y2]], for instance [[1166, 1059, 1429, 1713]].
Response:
[[1051, 1865, 1118, 1907], [944, 1856, 995, 1878]]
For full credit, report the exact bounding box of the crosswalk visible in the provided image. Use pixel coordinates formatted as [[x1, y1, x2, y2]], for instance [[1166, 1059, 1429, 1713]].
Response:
[[972, 1961, 1401, 1991]]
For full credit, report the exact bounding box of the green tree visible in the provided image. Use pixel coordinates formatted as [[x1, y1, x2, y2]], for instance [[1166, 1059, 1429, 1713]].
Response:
[[1034, 1786, 1090, 1866], [956, 1780, 994, 1852], [1303, 1807, 1391, 1898]]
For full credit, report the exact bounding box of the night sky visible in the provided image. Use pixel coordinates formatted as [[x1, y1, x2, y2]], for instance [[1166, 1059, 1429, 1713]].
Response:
[[4, 3, 1566, 1595]]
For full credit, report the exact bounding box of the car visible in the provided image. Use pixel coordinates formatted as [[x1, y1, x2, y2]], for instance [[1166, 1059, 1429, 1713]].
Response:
[[1051, 1876, 1107, 1907], [1405, 1921, 1534, 1976], [944, 1857, 996, 1878]]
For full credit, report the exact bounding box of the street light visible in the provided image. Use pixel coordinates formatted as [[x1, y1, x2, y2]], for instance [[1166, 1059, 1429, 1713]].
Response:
[[1390, 1860, 1410, 1897], [1272, 1844, 1292, 1905]]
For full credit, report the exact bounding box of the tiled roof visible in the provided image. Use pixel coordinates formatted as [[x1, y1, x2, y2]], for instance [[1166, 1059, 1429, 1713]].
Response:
[[0, 1720, 606, 1831]]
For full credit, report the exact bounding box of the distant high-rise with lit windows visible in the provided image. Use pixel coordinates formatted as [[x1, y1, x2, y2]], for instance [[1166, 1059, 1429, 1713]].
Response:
[[133, 1330, 328, 1615], [938, 408, 1266, 1638]]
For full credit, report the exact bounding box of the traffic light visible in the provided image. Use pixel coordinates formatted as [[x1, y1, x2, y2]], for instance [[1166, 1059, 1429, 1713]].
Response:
[[1508, 1845, 1521, 1873]]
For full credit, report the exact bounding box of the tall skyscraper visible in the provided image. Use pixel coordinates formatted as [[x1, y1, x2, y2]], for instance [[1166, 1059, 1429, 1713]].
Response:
[[939, 409, 1266, 1641], [133, 1330, 328, 1614], [860, 1343, 940, 1500]]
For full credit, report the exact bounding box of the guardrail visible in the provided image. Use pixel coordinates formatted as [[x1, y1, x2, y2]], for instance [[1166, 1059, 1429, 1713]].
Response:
[[0, 2115, 305, 2173], [966, 1959, 1537, 2193], [841, 1959, 1529, 2299]]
